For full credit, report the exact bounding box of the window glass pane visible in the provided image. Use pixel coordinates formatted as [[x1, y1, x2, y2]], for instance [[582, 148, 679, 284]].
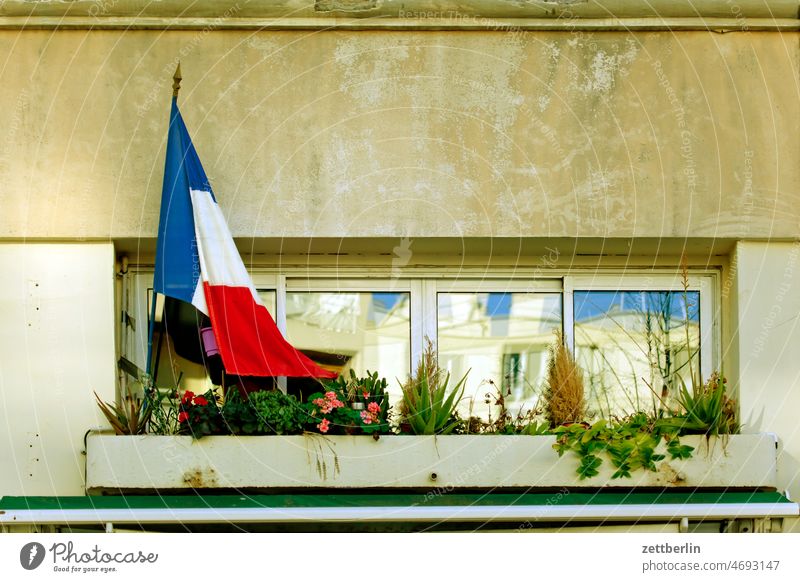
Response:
[[437, 292, 562, 420], [285, 291, 411, 402], [151, 290, 278, 393], [256, 290, 277, 317], [574, 290, 700, 416]]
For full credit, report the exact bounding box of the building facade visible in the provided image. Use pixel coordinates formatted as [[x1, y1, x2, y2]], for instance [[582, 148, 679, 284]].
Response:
[[1, 1, 799, 531]]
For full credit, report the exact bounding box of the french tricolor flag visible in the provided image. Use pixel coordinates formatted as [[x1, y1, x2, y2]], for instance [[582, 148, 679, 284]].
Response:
[[153, 93, 335, 379]]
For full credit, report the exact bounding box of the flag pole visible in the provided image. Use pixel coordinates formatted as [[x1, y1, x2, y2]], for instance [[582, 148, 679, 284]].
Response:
[[146, 63, 182, 378], [145, 291, 158, 376], [172, 62, 182, 97]]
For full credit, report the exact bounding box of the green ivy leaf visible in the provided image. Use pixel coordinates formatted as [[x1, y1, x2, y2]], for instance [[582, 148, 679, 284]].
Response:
[[578, 454, 602, 479]]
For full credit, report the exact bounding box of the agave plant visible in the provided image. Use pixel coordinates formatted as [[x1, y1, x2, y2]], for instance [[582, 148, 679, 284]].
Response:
[[657, 372, 738, 436], [94, 386, 151, 435], [401, 360, 468, 435]]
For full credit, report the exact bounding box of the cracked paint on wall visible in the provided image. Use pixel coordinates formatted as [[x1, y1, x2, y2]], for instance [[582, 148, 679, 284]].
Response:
[[0, 30, 796, 239]]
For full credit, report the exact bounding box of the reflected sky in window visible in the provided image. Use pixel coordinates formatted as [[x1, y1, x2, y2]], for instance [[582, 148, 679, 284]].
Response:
[[575, 290, 699, 323]]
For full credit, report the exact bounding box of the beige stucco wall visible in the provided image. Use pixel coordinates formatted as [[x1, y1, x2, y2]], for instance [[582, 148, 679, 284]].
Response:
[[1, 28, 797, 241]]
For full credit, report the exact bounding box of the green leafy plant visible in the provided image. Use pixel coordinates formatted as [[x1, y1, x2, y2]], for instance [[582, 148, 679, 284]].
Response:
[[553, 413, 693, 480], [94, 386, 151, 435], [143, 388, 181, 435], [136, 373, 182, 435], [519, 420, 552, 436], [220, 389, 260, 435], [248, 390, 307, 435]]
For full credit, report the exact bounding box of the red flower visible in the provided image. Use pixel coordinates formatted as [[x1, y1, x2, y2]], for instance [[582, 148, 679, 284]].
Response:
[[193, 395, 208, 406], [178, 411, 189, 423], [181, 391, 195, 405]]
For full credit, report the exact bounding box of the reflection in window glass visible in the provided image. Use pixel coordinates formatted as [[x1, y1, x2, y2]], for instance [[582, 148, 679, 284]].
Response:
[[256, 290, 277, 317], [153, 291, 278, 393], [285, 292, 411, 403], [574, 290, 700, 417], [437, 293, 562, 420]]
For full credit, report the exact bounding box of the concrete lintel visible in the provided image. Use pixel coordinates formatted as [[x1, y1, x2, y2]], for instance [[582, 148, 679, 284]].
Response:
[[0, 16, 797, 32], [1, 1, 798, 20]]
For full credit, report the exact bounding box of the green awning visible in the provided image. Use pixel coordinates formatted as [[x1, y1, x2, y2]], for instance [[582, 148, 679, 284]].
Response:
[[1, 492, 797, 526]]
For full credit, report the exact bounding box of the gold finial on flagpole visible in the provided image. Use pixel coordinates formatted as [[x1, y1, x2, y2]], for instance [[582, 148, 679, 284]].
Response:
[[172, 62, 182, 98]]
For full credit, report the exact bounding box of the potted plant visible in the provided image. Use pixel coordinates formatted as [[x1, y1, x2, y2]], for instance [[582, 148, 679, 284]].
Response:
[[399, 340, 468, 435]]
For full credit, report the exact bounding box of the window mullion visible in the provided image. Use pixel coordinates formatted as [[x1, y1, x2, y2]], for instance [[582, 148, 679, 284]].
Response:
[[410, 279, 424, 372], [699, 275, 715, 381], [422, 279, 438, 354], [276, 274, 287, 393], [563, 276, 575, 353]]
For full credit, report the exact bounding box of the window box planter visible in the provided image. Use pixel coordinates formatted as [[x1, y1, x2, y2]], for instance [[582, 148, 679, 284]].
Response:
[[85, 432, 778, 494]]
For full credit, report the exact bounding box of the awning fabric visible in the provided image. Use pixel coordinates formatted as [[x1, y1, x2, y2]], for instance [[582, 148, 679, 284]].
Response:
[[1, 492, 797, 526]]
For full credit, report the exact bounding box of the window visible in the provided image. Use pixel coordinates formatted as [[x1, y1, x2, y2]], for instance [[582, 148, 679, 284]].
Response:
[[125, 268, 718, 420], [574, 290, 700, 416], [283, 285, 411, 404], [256, 291, 277, 316], [437, 290, 562, 419], [565, 274, 715, 418]]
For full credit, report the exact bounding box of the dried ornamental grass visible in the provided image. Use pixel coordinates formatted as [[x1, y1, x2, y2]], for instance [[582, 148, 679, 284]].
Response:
[[544, 331, 587, 427], [399, 338, 442, 417]]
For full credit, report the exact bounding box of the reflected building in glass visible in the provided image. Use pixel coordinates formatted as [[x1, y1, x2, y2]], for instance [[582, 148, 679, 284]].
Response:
[[437, 292, 562, 420], [574, 290, 701, 417]]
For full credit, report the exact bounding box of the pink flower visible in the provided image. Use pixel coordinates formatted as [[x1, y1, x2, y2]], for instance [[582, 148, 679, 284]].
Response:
[[318, 418, 330, 433], [313, 397, 334, 414], [317, 392, 344, 411], [361, 402, 381, 426]]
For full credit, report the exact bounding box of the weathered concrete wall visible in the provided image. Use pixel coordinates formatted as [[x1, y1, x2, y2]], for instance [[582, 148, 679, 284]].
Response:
[[1, 29, 797, 241]]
